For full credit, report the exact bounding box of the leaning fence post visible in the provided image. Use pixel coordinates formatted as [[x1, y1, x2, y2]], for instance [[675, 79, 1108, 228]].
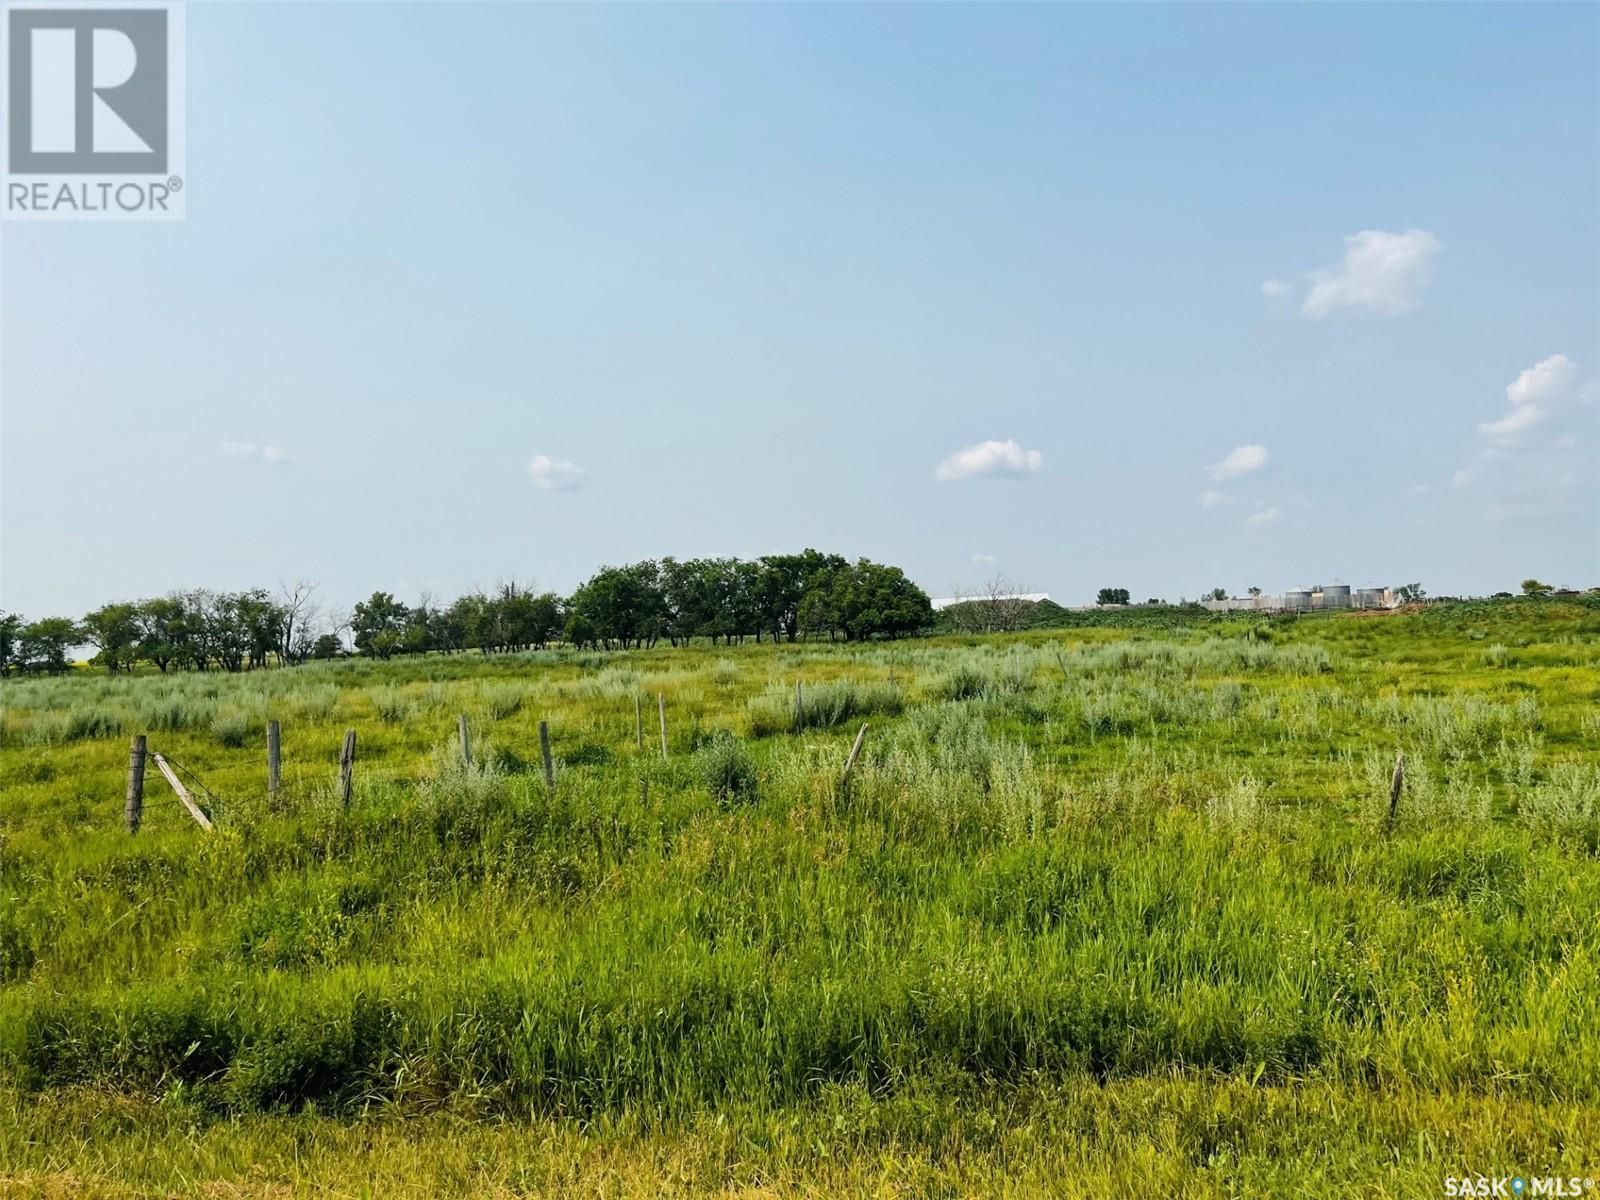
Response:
[[1387, 752, 1405, 828], [151, 752, 215, 831], [539, 720, 555, 792], [267, 720, 281, 803], [658, 692, 668, 760], [458, 712, 472, 766], [339, 729, 357, 810], [125, 734, 146, 834], [842, 722, 869, 784]]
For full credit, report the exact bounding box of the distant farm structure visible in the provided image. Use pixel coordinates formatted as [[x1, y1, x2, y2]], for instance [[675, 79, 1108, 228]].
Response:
[[1200, 582, 1397, 613], [930, 592, 1050, 612]]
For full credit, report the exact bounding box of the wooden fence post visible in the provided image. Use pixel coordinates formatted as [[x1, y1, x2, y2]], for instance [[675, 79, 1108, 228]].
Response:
[[267, 720, 281, 803], [1387, 752, 1405, 828], [458, 712, 471, 766], [635, 694, 643, 751], [658, 692, 668, 760], [539, 720, 555, 792], [794, 680, 803, 733], [339, 729, 357, 810], [842, 723, 869, 784], [125, 734, 146, 834], [150, 753, 214, 831]]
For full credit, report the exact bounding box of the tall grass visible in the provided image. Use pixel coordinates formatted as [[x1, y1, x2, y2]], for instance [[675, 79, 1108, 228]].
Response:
[[2, 599, 1599, 1193]]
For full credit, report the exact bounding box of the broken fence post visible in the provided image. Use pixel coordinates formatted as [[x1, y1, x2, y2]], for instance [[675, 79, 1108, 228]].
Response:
[[339, 729, 357, 810], [150, 752, 214, 831], [125, 734, 146, 834], [267, 719, 281, 803], [539, 720, 555, 792], [1387, 752, 1405, 828], [842, 722, 870, 784]]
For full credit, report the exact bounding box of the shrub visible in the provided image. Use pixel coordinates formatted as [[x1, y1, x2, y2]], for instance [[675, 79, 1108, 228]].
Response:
[[747, 679, 904, 736], [695, 730, 759, 807], [210, 707, 252, 748]]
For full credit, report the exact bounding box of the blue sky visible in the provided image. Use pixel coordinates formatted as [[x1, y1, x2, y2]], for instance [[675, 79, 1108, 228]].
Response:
[[3, 1, 1597, 617]]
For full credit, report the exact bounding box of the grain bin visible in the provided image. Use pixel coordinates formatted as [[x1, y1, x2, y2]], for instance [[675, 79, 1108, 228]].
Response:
[[1356, 587, 1386, 609], [1322, 582, 1351, 609], [1283, 588, 1312, 611]]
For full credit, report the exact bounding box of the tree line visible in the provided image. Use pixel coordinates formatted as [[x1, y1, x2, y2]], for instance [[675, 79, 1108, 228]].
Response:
[[0, 551, 934, 675]]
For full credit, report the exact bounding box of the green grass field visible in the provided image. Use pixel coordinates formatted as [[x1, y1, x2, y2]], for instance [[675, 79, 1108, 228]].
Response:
[[3, 599, 1599, 1197]]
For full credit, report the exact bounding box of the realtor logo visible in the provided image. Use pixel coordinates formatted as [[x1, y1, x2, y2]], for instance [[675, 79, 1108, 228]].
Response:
[[3, 2, 185, 219]]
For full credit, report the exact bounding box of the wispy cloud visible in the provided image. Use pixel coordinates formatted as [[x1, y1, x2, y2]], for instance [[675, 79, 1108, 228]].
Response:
[[970, 552, 996, 565], [1506, 354, 1576, 408], [1246, 506, 1280, 525], [1205, 444, 1269, 481], [1200, 489, 1231, 509], [527, 455, 586, 491], [1478, 404, 1545, 438], [1290, 229, 1441, 319], [934, 439, 1043, 482], [1453, 356, 1593, 517], [1259, 279, 1290, 299], [1478, 354, 1578, 440], [221, 441, 284, 464]]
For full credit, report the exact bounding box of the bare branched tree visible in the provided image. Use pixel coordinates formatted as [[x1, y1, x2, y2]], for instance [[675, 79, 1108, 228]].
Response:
[[277, 580, 324, 666], [943, 576, 1036, 634], [982, 575, 1035, 634]]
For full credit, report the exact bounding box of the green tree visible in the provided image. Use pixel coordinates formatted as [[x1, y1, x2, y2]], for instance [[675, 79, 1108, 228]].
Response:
[[563, 611, 599, 649], [351, 592, 411, 659], [800, 559, 933, 642], [568, 562, 665, 649], [135, 596, 187, 673], [18, 617, 78, 674], [759, 550, 847, 643], [0, 611, 22, 676], [1521, 579, 1553, 597], [1097, 587, 1130, 606], [81, 603, 142, 673]]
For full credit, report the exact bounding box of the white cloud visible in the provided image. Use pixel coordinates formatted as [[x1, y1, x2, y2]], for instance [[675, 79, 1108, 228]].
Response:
[[1404, 483, 1429, 500], [527, 455, 586, 491], [1506, 354, 1575, 407], [1452, 468, 1472, 489], [1300, 229, 1441, 319], [1245, 507, 1280, 525], [221, 441, 284, 464], [1260, 279, 1290, 299], [970, 552, 996, 565], [1200, 489, 1230, 509], [1478, 355, 1580, 440], [1479, 404, 1545, 438], [934, 439, 1043, 482], [1205, 444, 1269, 481]]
